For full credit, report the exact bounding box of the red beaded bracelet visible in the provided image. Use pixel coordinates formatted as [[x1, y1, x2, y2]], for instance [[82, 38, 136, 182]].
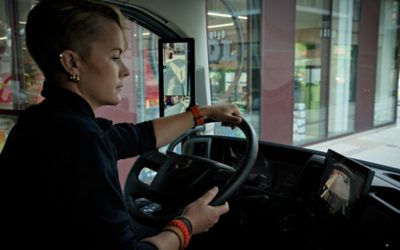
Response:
[[186, 105, 205, 128], [175, 216, 192, 235], [166, 219, 191, 249]]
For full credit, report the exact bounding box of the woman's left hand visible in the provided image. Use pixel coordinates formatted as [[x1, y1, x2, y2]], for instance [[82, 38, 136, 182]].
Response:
[[199, 104, 242, 127]]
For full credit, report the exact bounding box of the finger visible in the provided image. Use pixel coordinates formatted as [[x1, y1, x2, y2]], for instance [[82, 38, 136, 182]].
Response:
[[200, 186, 219, 205], [221, 116, 242, 127], [221, 122, 229, 127], [230, 105, 242, 114], [221, 122, 237, 130], [232, 109, 241, 117], [230, 116, 242, 124], [214, 201, 230, 215]]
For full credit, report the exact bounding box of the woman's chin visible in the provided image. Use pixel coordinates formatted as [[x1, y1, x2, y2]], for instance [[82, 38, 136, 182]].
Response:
[[110, 96, 122, 106]]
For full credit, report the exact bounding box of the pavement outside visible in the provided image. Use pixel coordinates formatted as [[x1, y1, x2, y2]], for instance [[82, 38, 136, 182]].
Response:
[[306, 107, 400, 170]]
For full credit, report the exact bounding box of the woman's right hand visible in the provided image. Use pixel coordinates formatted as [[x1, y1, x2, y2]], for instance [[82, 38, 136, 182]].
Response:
[[181, 186, 230, 235]]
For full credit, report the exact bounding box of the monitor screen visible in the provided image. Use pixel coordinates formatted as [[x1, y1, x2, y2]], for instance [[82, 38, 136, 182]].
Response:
[[158, 38, 195, 117], [317, 149, 375, 219]]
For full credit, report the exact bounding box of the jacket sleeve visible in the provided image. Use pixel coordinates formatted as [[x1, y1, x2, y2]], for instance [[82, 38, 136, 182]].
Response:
[[96, 118, 157, 159]]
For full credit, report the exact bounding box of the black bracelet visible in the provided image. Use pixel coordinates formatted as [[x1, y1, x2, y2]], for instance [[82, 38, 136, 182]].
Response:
[[175, 216, 193, 235]]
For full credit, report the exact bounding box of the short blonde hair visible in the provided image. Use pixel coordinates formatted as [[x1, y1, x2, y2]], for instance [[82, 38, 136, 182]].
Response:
[[26, 0, 126, 80]]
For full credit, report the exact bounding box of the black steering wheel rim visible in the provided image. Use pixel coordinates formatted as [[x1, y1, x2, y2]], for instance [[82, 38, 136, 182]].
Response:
[[124, 118, 258, 226]]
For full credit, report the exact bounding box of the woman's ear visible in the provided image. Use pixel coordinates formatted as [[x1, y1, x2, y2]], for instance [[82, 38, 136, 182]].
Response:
[[59, 50, 80, 77]]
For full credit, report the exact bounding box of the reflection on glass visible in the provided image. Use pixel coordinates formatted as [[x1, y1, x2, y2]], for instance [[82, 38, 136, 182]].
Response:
[[374, 0, 399, 126], [163, 42, 188, 96], [206, 0, 261, 136], [294, 0, 359, 145], [0, 0, 45, 110], [0, 115, 16, 153], [328, 0, 358, 137], [164, 95, 190, 116], [294, 0, 329, 145], [160, 40, 192, 116]]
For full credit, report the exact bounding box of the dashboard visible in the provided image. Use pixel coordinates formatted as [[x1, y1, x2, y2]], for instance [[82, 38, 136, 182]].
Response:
[[180, 134, 400, 249]]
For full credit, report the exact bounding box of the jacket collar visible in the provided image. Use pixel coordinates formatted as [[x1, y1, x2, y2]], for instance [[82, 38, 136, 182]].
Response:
[[41, 81, 95, 118]]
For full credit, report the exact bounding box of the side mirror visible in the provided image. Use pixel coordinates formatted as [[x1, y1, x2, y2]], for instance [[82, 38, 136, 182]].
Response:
[[158, 38, 195, 117]]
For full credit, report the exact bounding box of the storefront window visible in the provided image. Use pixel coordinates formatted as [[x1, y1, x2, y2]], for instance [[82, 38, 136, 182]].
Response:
[[294, 0, 330, 144], [327, 0, 359, 137], [0, 4, 12, 110], [374, 0, 399, 126], [206, 0, 261, 136], [294, 0, 359, 145], [0, 0, 43, 153], [0, 0, 44, 111], [0, 114, 15, 152]]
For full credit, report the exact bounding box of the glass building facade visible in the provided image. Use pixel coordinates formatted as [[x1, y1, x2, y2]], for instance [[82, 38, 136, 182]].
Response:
[[206, 0, 399, 146]]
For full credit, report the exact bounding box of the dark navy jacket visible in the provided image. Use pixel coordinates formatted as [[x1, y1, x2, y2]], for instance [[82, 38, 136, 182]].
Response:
[[0, 82, 157, 249]]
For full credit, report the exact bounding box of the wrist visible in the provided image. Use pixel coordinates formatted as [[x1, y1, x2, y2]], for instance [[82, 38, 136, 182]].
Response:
[[186, 105, 205, 128], [165, 218, 192, 249], [162, 226, 184, 249]]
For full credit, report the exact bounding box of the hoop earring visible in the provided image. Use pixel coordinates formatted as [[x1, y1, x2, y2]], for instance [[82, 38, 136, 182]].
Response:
[[70, 73, 80, 83]]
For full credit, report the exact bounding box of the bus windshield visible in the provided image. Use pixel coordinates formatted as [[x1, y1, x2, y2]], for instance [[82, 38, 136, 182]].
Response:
[[0, 0, 398, 172]]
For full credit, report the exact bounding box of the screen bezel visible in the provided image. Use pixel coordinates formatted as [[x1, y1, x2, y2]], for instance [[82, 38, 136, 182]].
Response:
[[316, 149, 375, 220]]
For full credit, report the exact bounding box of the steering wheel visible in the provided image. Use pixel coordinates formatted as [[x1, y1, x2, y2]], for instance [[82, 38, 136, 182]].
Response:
[[124, 118, 258, 226]]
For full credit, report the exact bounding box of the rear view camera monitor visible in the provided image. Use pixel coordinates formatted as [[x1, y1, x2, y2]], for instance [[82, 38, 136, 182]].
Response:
[[317, 149, 375, 219]]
